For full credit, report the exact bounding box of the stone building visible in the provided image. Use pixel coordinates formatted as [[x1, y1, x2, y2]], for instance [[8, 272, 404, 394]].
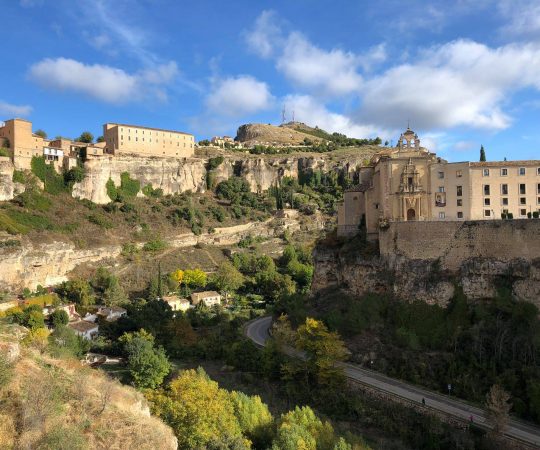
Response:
[[103, 123, 194, 158], [337, 127, 540, 239]]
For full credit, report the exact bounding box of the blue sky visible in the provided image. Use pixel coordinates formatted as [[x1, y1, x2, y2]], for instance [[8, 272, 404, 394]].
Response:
[[2, 0, 540, 162]]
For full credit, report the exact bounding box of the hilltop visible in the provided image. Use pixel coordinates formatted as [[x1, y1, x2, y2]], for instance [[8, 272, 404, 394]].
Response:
[[235, 122, 327, 146]]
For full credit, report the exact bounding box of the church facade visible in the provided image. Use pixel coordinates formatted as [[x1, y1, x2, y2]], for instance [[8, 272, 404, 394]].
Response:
[[337, 128, 540, 239]]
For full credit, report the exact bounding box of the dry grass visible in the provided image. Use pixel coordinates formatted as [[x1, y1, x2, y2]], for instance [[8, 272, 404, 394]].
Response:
[[0, 326, 177, 450]]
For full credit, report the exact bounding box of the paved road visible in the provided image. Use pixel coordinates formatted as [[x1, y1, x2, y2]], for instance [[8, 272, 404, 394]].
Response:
[[245, 316, 540, 448]]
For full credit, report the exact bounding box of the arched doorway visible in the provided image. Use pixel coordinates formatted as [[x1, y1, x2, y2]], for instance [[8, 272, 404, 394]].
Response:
[[407, 208, 416, 221]]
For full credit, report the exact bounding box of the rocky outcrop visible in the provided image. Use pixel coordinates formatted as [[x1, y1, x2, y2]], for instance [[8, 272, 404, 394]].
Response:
[[72, 156, 207, 204], [0, 215, 310, 292], [0, 158, 24, 201], [73, 152, 378, 204], [312, 220, 540, 308]]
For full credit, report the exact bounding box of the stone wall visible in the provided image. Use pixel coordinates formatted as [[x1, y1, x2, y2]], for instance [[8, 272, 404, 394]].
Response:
[[312, 220, 540, 307], [379, 220, 540, 271]]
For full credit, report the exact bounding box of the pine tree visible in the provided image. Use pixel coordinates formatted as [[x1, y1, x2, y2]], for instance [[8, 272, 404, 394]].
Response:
[[480, 145, 486, 162]]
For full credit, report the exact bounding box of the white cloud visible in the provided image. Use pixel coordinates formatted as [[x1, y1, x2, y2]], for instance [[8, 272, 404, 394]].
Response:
[[498, 0, 540, 37], [356, 40, 540, 131], [277, 33, 364, 96], [283, 94, 386, 138], [0, 101, 32, 117], [28, 57, 178, 104], [206, 76, 274, 117], [245, 10, 283, 58]]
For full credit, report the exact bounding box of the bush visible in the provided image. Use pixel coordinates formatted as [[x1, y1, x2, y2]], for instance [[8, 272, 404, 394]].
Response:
[[120, 172, 140, 197], [106, 178, 118, 201], [143, 237, 167, 252], [63, 166, 85, 186], [87, 213, 113, 229], [534, 211, 539, 219], [12, 170, 24, 184], [30, 156, 66, 195], [142, 183, 163, 198], [0, 147, 9, 157]]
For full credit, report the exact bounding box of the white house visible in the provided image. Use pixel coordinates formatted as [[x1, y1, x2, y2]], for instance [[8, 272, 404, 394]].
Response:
[[68, 321, 99, 340], [96, 306, 127, 322], [191, 291, 222, 307], [162, 295, 191, 312]]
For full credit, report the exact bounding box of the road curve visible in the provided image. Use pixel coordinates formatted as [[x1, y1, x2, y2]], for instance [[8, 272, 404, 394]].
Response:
[[245, 315, 540, 448]]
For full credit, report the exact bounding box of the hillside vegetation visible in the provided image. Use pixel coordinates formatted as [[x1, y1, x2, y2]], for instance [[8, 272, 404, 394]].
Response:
[[0, 323, 177, 450]]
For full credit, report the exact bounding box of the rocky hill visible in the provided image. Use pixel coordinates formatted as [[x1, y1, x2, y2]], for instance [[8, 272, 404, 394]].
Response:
[[0, 324, 178, 449], [235, 122, 327, 145]]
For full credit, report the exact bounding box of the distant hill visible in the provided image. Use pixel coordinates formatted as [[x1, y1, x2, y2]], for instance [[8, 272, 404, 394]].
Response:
[[235, 122, 328, 146], [235, 122, 381, 147]]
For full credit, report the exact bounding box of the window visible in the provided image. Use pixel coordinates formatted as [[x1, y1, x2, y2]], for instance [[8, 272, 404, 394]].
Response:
[[538, 197, 540, 204], [135, 137, 138, 142], [501, 168, 508, 176], [520, 184, 526, 195], [456, 170, 462, 178], [484, 198, 491, 206], [457, 199, 463, 207], [537, 167, 540, 176], [520, 208, 527, 217], [537, 183, 540, 194], [457, 185, 463, 196], [438, 186, 445, 192], [520, 197, 526, 205], [439, 212, 445, 219], [457, 212, 463, 219], [121, 135, 123, 140], [484, 209, 491, 217], [483, 169, 490, 177], [128, 136, 131, 141], [484, 185, 490, 195], [501, 184, 508, 195], [438, 171, 444, 179], [519, 167, 526, 176], [502, 198, 508, 206]]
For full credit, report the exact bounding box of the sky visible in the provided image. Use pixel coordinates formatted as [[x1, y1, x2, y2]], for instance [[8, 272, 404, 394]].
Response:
[[2, 0, 540, 162]]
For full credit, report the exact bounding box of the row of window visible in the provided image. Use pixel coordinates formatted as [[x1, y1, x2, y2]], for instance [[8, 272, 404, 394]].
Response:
[[483, 183, 540, 196], [119, 127, 193, 140], [438, 208, 539, 219], [438, 167, 540, 179], [483, 167, 540, 177]]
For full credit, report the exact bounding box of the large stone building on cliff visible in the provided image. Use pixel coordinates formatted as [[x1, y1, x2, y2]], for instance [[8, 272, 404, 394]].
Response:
[[337, 127, 540, 239], [103, 123, 194, 158], [0, 118, 195, 170]]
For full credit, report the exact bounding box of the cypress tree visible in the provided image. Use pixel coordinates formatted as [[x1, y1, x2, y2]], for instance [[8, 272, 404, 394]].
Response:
[[480, 145, 486, 162]]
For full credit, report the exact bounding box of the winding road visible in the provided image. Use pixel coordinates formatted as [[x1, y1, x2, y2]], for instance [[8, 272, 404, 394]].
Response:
[[245, 316, 540, 448]]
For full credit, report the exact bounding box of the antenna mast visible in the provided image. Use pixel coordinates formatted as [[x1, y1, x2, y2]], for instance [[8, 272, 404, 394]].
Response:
[[281, 105, 287, 123]]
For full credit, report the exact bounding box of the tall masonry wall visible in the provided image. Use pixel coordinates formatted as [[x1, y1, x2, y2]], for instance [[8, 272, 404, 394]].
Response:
[[379, 220, 540, 272]]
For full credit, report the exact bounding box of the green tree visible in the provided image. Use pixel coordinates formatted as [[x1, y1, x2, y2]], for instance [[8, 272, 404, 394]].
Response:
[[56, 279, 94, 307], [480, 145, 486, 162], [92, 267, 128, 306], [271, 406, 337, 450], [96, 135, 105, 143], [212, 262, 244, 298], [48, 325, 90, 358], [485, 384, 512, 434], [148, 367, 247, 449], [120, 330, 171, 389], [230, 391, 274, 448], [50, 309, 69, 328], [296, 318, 349, 387], [34, 129, 47, 139], [77, 131, 94, 143]]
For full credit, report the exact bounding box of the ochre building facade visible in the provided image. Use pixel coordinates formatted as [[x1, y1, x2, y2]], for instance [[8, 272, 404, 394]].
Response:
[[337, 128, 540, 238], [103, 123, 194, 158]]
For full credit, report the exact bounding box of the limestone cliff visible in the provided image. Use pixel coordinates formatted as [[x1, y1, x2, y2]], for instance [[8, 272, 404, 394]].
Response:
[[0, 158, 24, 201], [72, 151, 377, 203], [312, 221, 540, 308], [72, 156, 207, 204]]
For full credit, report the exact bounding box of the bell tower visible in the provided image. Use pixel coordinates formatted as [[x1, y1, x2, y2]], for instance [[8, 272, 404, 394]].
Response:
[[397, 127, 420, 151]]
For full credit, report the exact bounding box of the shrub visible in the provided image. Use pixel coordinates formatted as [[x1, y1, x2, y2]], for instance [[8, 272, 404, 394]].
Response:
[[143, 237, 167, 252], [534, 211, 539, 219], [30, 156, 66, 195], [63, 166, 85, 185], [87, 213, 113, 229], [0, 147, 9, 157], [106, 178, 118, 201], [120, 172, 140, 197], [508, 212, 514, 219], [142, 183, 163, 198], [527, 212, 532, 218], [12, 170, 24, 184]]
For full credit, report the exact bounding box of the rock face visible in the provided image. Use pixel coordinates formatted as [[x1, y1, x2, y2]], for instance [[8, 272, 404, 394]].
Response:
[[312, 220, 540, 308], [0, 158, 24, 201], [72, 152, 378, 204], [72, 156, 207, 204], [0, 217, 307, 292]]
